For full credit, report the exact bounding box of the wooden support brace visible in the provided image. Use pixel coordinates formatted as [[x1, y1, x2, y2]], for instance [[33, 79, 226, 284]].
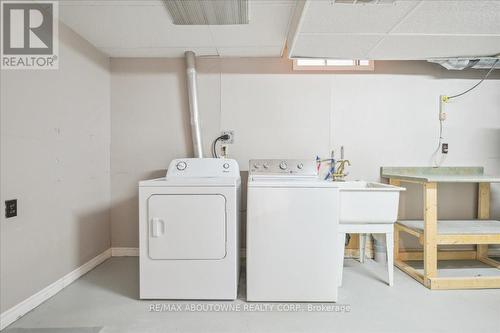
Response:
[[423, 182, 438, 287], [399, 250, 477, 261], [438, 234, 500, 245], [478, 256, 500, 269], [394, 259, 424, 284], [395, 223, 423, 240], [477, 183, 490, 259], [429, 276, 500, 290]]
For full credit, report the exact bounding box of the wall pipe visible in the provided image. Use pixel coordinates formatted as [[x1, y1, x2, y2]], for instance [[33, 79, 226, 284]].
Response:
[[185, 51, 203, 158]]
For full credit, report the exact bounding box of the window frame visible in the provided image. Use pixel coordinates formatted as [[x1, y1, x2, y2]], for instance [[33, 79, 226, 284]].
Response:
[[292, 59, 375, 72]]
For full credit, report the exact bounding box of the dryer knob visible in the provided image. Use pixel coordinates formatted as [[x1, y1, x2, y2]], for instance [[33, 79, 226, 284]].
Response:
[[279, 161, 287, 170], [223, 163, 230, 169], [176, 161, 187, 171]]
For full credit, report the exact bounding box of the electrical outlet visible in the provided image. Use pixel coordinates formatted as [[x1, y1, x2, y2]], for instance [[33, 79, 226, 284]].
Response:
[[5, 199, 17, 218], [442, 143, 449, 154], [221, 130, 234, 144]]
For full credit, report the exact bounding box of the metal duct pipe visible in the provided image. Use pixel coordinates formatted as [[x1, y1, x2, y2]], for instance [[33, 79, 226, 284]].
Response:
[[185, 51, 203, 158]]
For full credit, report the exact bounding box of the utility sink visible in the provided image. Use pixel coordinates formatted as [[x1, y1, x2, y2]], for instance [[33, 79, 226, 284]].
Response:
[[335, 181, 405, 224]]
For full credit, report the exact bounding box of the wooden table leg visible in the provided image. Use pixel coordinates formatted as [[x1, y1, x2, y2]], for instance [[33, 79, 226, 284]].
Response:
[[394, 224, 400, 261], [424, 182, 438, 287], [477, 183, 490, 259]]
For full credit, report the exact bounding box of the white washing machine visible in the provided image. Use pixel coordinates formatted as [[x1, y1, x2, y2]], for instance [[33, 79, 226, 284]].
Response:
[[246, 159, 340, 302], [139, 158, 240, 300]]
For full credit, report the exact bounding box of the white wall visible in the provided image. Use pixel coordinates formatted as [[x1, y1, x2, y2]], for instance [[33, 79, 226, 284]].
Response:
[[0, 23, 111, 312], [110, 57, 499, 248]]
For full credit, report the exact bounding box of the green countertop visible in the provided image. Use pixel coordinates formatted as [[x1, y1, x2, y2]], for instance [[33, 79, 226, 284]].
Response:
[[381, 167, 500, 183]]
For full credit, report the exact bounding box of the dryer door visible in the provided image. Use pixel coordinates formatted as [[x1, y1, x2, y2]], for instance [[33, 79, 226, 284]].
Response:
[[147, 194, 226, 260]]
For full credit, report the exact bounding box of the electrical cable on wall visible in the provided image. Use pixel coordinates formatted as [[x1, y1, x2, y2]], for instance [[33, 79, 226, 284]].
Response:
[[431, 58, 499, 167], [212, 134, 230, 158], [447, 59, 499, 100]]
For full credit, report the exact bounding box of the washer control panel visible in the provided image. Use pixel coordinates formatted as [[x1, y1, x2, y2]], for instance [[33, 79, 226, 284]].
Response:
[[249, 159, 317, 176], [167, 158, 240, 179]]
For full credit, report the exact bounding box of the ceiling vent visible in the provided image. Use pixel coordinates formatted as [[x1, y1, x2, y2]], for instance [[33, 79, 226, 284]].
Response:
[[164, 0, 249, 25], [427, 57, 500, 70]]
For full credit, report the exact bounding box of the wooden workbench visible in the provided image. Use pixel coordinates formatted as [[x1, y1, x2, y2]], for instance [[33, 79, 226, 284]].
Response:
[[381, 167, 500, 290]]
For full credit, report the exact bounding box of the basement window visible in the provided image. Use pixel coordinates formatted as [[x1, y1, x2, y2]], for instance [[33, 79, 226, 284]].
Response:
[[293, 58, 374, 71]]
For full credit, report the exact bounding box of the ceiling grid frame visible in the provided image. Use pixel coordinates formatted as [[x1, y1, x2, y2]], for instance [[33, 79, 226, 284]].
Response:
[[365, 0, 423, 59]]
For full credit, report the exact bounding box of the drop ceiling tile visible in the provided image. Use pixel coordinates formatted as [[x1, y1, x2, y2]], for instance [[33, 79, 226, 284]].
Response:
[[368, 35, 500, 59], [300, 1, 419, 33], [208, 3, 294, 47], [291, 34, 383, 59], [100, 47, 218, 58], [60, 0, 295, 58], [60, 1, 161, 6], [60, 2, 214, 49], [393, 1, 500, 35], [217, 46, 283, 57]]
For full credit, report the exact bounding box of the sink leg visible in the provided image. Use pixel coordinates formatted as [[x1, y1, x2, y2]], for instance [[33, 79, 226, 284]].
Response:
[[337, 233, 346, 287], [359, 233, 367, 263], [386, 230, 394, 286]]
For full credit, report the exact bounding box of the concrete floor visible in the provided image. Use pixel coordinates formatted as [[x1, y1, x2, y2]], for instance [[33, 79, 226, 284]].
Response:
[[5, 257, 500, 333]]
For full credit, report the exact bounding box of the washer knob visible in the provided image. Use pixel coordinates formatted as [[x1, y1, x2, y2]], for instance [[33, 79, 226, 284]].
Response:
[[279, 161, 287, 170], [176, 161, 187, 171], [223, 163, 230, 169], [253, 163, 260, 169], [297, 163, 303, 169], [263, 163, 269, 169]]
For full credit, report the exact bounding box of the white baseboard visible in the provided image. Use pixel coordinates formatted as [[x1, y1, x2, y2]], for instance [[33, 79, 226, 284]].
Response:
[[111, 247, 139, 257], [0, 249, 111, 331]]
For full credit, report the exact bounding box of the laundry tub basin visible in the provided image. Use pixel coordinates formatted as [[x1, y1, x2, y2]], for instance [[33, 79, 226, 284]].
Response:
[[336, 181, 405, 224]]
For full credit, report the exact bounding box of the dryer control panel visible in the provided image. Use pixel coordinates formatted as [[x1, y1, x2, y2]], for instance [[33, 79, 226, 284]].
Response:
[[166, 158, 240, 179], [249, 159, 317, 177]]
